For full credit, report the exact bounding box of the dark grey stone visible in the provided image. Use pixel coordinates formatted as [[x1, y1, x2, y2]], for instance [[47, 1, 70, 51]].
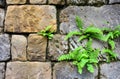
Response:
[[67, 0, 86, 4], [48, 34, 68, 61], [109, 0, 120, 4], [0, 34, 10, 61], [0, 9, 5, 27], [114, 38, 120, 60], [100, 62, 120, 79], [53, 62, 98, 79], [0, 0, 5, 7], [0, 63, 5, 79]]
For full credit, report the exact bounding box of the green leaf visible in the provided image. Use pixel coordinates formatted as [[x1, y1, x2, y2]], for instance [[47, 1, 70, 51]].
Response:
[[78, 35, 88, 42], [87, 64, 94, 73], [108, 40, 115, 50], [45, 25, 52, 31], [76, 16, 83, 31]]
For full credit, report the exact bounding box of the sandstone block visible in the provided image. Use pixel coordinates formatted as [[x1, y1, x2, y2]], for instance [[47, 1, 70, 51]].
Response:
[[53, 62, 98, 79], [0, 9, 4, 27], [49, 0, 65, 5], [48, 34, 68, 60], [5, 5, 57, 33], [6, 62, 51, 79], [0, 34, 10, 61], [6, 0, 26, 4], [30, 0, 46, 4], [100, 62, 120, 79], [0, 63, 5, 79], [11, 35, 27, 61], [27, 34, 47, 61]]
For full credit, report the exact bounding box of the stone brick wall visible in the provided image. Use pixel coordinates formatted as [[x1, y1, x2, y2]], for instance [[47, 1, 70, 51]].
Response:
[[0, 0, 120, 79]]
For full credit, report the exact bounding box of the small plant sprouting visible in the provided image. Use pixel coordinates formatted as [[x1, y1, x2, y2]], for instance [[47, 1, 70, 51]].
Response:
[[37, 26, 54, 39], [58, 16, 120, 74]]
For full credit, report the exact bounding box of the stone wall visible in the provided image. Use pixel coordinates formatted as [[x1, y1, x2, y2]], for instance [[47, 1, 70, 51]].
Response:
[[0, 0, 120, 79]]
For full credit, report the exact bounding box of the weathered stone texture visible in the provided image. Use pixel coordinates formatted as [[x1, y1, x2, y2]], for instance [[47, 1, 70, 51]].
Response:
[[53, 62, 98, 79], [0, 34, 10, 61], [0, 0, 5, 7], [0, 63, 5, 79], [48, 34, 68, 60], [67, 0, 86, 4], [49, 0, 65, 5], [5, 5, 57, 33], [30, 0, 46, 4], [27, 34, 47, 61], [109, 0, 120, 4], [100, 62, 120, 79], [11, 35, 27, 61], [60, 5, 120, 34], [114, 38, 120, 60], [6, 0, 26, 4], [6, 62, 51, 79], [88, 0, 106, 4], [0, 9, 4, 27]]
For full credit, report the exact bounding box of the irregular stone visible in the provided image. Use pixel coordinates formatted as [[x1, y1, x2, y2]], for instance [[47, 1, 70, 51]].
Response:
[[48, 34, 68, 61], [30, 0, 46, 4], [67, 0, 86, 4], [53, 62, 98, 79], [27, 34, 47, 61], [60, 5, 120, 34], [0, 63, 5, 79], [88, 0, 106, 5], [6, 0, 26, 4], [5, 5, 57, 33], [114, 38, 120, 60], [0, 0, 5, 7], [11, 35, 27, 61], [0, 9, 5, 27], [109, 0, 120, 4], [0, 34, 10, 61], [49, 0, 65, 5], [6, 62, 51, 79], [100, 62, 120, 79]]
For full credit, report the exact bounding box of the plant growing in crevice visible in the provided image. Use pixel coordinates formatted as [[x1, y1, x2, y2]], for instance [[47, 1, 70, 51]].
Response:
[[37, 26, 54, 39], [58, 16, 120, 74]]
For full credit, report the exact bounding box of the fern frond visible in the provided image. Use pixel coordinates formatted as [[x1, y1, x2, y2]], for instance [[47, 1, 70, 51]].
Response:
[[87, 64, 94, 73], [108, 39, 115, 50], [76, 16, 83, 31]]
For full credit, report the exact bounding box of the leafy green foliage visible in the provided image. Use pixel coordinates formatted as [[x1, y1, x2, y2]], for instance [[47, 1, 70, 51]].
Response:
[[58, 16, 120, 74], [37, 26, 54, 39]]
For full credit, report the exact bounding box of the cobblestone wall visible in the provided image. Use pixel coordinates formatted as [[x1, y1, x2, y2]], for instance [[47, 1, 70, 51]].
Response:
[[0, 0, 120, 79]]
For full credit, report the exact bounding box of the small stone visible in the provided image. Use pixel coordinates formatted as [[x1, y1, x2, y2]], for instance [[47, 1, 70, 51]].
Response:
[[0, 9, 5, 27], [6, 0, 26, 4], [109, 0, 120, 4], [48, 34, 68, 61], [0, 34, 10, 61], [6, 62, 51, 79], [88, 0, 106, 4], [0, 0, 5, 7], [53, 62, 98, 79], [11, 35, 27, 61], [67, 0, 86, 4], [100, 62, 120, 79], [5, 5, 57, 33], [27, 34, 47, 61], [30, 0, 46, 4], [0, 63, 5, 79], [49, 0, 65, 5]]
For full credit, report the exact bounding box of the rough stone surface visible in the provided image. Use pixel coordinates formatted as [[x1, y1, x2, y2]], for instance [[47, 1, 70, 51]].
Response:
[[6, 62, 51, 79], [49, 0, 65, 5], [53, 62, 98, 79], [100, 62, 120, 79], [0, 63, 5, 79], [0, 9, 4, 27], [60, 5, 120, 34], [0, 34, 10, 61], [27, 34, 47, 61], [114, 38, 120, 60], [67, 0, 86, 4], [5, 5, 57, 33], [6, 0, 26, 4], [30, 0, 46, 4], [11, 35, 27, 61], [48, 34, 68, 61], [0, 0, 5, 7], [88, 0, 106, 4], [0, 28, 3, 32], [109, 0, 120, 4]]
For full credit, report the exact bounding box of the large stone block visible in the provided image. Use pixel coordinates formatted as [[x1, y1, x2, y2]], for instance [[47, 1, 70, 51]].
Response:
[[0, 63, 5, 79], [30, 0, 46, 4], [6, 0, 26, 4], [48, 34, 68, 61], [0, 34, 10, 61], [49, 0, 65, 5], [60, 5, 120, 34], [53, 62, 98, 79], [100, 62, 120, 79], [5, 5, 57, 33], [0, 9, 4, 27], [109, 0, 120, 4], [11, 35, 27, 61], [6, 62, 51, 79], [0, 0, 5, 7], [27, 34, 47, 61]]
